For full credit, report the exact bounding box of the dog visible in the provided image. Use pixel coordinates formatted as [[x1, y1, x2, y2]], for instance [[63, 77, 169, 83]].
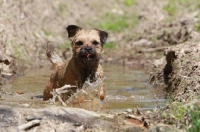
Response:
[[43, 25, 108, 101]]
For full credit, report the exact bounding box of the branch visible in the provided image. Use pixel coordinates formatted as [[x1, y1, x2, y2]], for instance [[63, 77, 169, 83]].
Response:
[[50, 85, 76, 106], [17, 119, 40, 131], [138, 47, 167, 53]]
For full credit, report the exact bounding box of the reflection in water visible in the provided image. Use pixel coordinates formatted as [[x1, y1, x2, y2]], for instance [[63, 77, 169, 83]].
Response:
[[103, 65, 166, 110], [2, 64, 166, 110]]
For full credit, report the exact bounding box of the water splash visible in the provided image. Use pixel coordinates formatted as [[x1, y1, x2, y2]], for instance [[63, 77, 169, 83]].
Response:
[[84, 76, 105, 87]]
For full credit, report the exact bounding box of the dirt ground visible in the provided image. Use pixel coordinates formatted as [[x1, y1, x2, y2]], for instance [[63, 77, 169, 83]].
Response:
[[150, 31, 200, 130], [0, 0, 197, 70], [1, 0, 200, 131]]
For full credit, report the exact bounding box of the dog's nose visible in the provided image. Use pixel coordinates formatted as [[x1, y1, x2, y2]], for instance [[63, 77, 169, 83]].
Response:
[[86, 47, 92, 51]]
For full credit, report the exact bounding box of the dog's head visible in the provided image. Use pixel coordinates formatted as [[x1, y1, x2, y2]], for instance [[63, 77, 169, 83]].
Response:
[[66, 25, 108, 61]]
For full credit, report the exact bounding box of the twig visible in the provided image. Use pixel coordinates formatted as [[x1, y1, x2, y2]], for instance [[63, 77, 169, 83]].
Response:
[[154, 95, 160, 109], [180, 75, 190, 79], [57, 95, 67, 106], [56, 85, 76, 94], [17, 119, 41, 131], [136, 107, 142, 115], [1, 72, 12, 76], [50, 85, 76, 106], [138, 47, 167, 53]]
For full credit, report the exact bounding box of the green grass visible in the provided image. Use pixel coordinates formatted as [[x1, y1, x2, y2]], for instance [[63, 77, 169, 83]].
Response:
[[188, 105, 200, 132], [162, 101, 191, 126], [43, 30, 54, 37], [99, 13, 128, 32], [195, 14, 200, 32], [124, 0, 136, 6], [12, 41, 21, 58], [170, 103, 188, 120], [178, 0, 189, 4], [162, 96, 200, 131], [163, 0, 200, 17], [163, 1, 177, 16], [103, 42, 116, 53], [59, 3, 68, 15], [104, 42, 115, 49], [57, 41, 71, 50], [99, 12, 139, 32], [130, 14, 139, 28]]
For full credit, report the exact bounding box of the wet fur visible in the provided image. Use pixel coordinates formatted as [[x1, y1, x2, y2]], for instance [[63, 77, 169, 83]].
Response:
[[43, 25, 107, 100]]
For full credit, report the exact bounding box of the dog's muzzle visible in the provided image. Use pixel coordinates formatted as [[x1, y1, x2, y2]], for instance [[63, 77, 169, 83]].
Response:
[[80, 47, 96, 58]]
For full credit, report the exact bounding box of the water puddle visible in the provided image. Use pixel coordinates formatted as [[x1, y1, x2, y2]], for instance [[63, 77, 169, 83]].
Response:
[[103, 65, 166, 110], [1, 64, 166, 110]]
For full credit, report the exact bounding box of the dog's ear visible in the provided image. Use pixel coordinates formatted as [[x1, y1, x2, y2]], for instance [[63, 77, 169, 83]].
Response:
[[66, 25, 82, 40], [96, 29, 108, 44]]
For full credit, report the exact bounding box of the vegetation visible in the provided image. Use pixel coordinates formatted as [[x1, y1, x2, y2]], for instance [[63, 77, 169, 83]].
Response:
[[57, 41, 71, 50], [163, 0, 200, 17], [99, 12, 139, 32], [99, 12, 128, 32], [43, 30, 54, 37], [123, 0, 136, 7], [163, 0, 177, 16], [104, 42, 115, 50], [12, 42, 21, 58], [188, 105, 200, 132], [59, 2, 68, 15], [195, 14, 200, 32]]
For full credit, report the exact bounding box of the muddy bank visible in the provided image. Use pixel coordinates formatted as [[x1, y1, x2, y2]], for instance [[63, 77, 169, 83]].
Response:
[[0, 0, 199, 79], [150, 31, 200, 130], [151, 31, 200, 101], [0, 45, 20, 85], [0, 103, 116, 132], [0, 0, 198, 69], [0, 101, 177, 132]]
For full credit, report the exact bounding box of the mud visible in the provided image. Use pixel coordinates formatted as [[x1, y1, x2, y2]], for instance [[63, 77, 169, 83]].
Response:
[[0, 101, 177, 132], [151, 31, 200, 101], [150, 31, 200, 129]]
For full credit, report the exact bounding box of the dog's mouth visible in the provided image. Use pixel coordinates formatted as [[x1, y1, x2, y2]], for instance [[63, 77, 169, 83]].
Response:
[[82, 53, 96, 60], [78, 47, 98, 60], [84, 53, 92, 58]]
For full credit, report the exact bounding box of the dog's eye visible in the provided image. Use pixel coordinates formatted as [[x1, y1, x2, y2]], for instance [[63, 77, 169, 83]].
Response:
[[92, 41, 99, 45], [75, 41, 83, 46]]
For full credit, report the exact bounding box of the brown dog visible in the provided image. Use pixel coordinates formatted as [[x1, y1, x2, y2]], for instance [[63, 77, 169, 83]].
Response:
[[43, 25, 108, 101]]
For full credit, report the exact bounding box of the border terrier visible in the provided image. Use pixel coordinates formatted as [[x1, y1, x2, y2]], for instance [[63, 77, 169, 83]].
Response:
[[43, 25, 108, 101]]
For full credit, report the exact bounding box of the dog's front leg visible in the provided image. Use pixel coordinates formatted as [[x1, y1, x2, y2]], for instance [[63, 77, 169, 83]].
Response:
[[99, 83, 106, 110], [99, 83, 105, 101]]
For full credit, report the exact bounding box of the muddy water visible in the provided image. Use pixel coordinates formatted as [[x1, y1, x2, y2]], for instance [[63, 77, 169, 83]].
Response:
[[103, 65, 166, 110], [1, 64, 166, 110]]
